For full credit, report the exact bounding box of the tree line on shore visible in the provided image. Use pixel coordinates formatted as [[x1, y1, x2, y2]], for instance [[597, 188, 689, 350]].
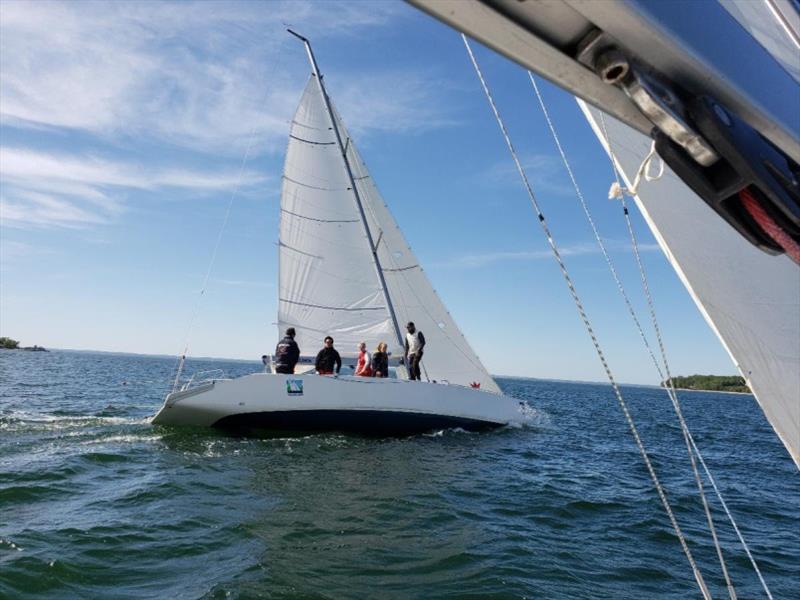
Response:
[[662, 374, 750, 393], [0, 337, 48, 351]]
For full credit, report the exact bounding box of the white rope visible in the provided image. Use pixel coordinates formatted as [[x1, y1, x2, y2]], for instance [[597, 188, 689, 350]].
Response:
[[598, 112, 772, 599], [462, 34, 711, 600], [170, 37, 288, 392], [608, 140, 664, 200], [530, 70, 735, 598]]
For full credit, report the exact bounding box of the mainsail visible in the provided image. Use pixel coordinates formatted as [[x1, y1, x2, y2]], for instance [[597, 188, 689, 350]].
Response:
[[580, 103, 800, 467], [279, 77, 500, 393]]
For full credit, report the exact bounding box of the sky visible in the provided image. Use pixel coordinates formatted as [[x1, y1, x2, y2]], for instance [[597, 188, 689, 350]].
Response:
[[0, 0, 741, 384]]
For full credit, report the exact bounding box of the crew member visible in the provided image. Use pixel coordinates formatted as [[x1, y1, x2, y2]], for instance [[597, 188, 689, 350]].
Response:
[[274, 327, 300, 374], [315, 336, 341, 375], [355, 341, 372, 377], [404, 321, 425, 381], [372, 342, 389, 378]]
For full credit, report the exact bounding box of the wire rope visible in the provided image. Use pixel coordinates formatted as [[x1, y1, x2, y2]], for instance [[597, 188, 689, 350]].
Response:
[[462, 34, 711, 599], [170, 35, 288, 392], [530, 73, 736, 598], [597, 111, 772, 599]]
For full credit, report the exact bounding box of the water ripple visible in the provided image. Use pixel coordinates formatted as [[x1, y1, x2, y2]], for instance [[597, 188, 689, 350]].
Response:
[[0, 352, 797, 599]]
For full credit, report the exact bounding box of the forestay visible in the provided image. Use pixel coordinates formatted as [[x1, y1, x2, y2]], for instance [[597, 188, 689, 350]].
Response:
[[279, 77, 500, 393], [580, 103, 800, 468]]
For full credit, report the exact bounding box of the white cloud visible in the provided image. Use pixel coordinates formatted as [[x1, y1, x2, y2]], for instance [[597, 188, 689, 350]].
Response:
[[332, 71, 461, 136], [2, 190, 109, 228], [0, 146, 268, 228], [480, 153, 575, 197], [0, 1, 461, 232], [0, 0, 447, 154], [431, 240, 661, 269]]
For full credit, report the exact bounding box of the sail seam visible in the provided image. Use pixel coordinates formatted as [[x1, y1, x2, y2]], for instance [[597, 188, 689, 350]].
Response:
[[278, 241, 323, 260], [280, 208, 359, 223], [283, 175, 350, 192], [291, 119, 329, 131], [289, 133, 336, 145], [280, 298, 388, 312]]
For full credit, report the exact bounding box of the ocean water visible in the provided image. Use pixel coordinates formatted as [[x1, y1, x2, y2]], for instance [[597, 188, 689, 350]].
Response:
[[1, 350, 797, 599]]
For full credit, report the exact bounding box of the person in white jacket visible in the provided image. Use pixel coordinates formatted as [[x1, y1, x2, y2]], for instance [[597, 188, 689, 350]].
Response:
[[404, 322, 425, 381]]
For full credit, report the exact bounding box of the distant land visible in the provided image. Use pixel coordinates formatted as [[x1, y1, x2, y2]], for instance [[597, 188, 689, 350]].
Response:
[[663, 374, 750, 394], [0, 337, 48, 352]]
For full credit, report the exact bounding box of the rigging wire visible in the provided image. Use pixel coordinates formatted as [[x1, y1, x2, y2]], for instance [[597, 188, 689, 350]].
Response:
[[461, 34, 711, 600], [597, 111, 773, 599], [170, 35, 288, 392], [530, 71, 736, 598]]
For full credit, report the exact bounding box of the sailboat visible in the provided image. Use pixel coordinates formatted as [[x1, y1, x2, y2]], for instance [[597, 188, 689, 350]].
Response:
[[152, 33, 527, 433]]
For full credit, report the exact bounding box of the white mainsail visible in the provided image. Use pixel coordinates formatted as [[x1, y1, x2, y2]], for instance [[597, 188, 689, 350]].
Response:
[[279, 78, 396, 355], [279, 77, 500, 393], [580, 103, 800, 468]]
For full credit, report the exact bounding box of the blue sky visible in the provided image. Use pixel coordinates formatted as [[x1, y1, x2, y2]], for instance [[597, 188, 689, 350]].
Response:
[[0, 0, 738, 384]]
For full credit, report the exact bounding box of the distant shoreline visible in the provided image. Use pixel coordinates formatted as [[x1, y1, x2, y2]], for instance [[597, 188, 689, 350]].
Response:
[[669, 386, 752, 396], [496, 374, 752, 394]]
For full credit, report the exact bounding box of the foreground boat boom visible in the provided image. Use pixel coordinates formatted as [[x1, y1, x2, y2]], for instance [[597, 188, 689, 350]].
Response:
[[409, 0, 800, 260]]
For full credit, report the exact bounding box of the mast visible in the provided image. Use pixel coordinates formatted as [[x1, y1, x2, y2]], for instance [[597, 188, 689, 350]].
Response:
[[287, 29, 406, 354]]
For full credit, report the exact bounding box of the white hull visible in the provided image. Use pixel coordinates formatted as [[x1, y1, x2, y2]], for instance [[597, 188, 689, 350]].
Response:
[[152, 373, 527, 434]]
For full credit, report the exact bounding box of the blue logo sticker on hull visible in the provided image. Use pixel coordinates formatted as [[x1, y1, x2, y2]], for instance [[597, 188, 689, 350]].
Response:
[[286, 379, 303, 395]]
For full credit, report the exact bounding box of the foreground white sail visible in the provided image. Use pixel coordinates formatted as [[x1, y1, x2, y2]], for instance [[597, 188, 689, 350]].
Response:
[[580, 103, 800, 467], [153, 34, 524, 433]]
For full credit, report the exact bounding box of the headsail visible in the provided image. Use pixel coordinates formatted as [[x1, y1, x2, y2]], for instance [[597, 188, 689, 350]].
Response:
[[279, 77, 500, 393], [580, 102, 800, 468]]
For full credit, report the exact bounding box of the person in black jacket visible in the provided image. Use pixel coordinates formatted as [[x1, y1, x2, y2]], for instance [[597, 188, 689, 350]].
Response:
[[315, 336, 341, 375], [274, 327, 300, 374], [372, 342, 389, 378]]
